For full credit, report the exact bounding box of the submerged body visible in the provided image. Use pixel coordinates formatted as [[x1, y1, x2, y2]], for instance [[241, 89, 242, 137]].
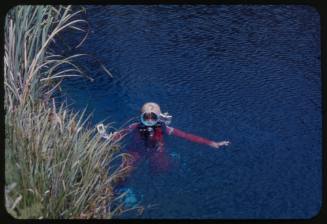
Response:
[[99, 102, 230, 174], [98, 102, 230, 208], [116, 121, 222, 173]]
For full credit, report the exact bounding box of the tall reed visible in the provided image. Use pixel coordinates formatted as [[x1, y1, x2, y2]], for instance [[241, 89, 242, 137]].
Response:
[[4, 5, 141, 219]]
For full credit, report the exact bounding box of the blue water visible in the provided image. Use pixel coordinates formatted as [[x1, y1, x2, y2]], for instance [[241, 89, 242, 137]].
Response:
[[59, 5, 321, 219]]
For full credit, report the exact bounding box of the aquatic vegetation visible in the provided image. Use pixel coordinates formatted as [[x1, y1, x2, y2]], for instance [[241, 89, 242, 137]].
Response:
[[4, 5, 141, 218]]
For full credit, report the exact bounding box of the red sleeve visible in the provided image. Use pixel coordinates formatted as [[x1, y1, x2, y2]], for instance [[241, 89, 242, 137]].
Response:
[[113, 122, 138, 141], [166, 126, 214, 146]]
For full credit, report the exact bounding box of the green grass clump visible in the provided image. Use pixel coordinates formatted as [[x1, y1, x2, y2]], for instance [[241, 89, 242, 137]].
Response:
[[4, 5, 142, 219]]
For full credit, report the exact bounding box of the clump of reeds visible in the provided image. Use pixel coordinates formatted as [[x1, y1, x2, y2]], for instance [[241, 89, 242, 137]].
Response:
[[4, 5, 142, 219]]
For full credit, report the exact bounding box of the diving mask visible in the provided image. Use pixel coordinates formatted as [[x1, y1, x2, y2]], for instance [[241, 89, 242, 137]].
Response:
[[140, 112, 159, 126], [140, 111, 172, 126]]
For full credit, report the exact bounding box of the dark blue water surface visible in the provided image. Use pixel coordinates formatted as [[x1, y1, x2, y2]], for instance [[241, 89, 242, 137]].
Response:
[[60, 5, 321, 219]]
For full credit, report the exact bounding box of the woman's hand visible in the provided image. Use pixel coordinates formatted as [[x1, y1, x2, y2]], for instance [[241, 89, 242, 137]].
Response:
[[210, 140, 230, 149]]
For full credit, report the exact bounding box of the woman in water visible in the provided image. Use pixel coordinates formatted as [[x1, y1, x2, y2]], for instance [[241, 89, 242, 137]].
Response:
[[98, 102, 230, 173]]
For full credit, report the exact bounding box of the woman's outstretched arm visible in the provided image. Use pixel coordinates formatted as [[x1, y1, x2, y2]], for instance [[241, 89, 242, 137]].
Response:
[[98, 123, 138, 141], [111, 122, 139, 141], [166, 126, 230, 149]]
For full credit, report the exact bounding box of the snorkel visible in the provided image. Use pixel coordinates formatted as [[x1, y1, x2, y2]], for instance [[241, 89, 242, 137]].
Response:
[[159, 112, 172, 125]]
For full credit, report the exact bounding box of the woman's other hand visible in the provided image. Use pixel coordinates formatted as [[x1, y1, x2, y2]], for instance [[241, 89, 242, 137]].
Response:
[[210, 140, 230, 149]]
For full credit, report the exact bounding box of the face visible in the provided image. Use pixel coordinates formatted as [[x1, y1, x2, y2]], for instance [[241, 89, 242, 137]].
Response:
[[140, 111, 159, 126], [140, 102, 161, 126]]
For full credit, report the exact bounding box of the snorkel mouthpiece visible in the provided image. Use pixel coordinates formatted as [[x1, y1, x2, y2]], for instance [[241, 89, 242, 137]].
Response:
[[147, 126, 154, 137]]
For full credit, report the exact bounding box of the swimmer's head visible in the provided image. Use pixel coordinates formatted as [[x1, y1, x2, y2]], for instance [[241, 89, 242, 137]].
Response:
[[140, 102, 161, 126], [141, 102, 161, 115]]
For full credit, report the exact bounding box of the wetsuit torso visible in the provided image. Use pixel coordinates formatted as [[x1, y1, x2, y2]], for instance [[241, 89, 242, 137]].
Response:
[[115, 121, 215, 150], [137, 123, 164, 152], [114, 121, 216, 173]]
